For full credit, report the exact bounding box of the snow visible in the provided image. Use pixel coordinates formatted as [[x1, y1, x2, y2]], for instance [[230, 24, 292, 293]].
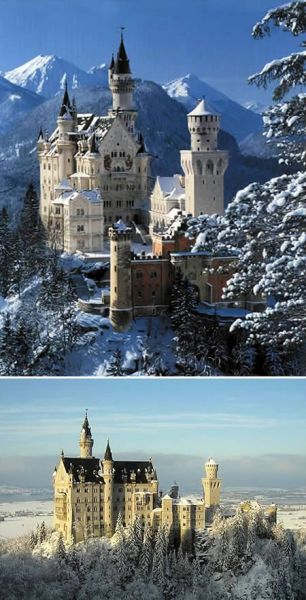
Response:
[[187, 98, 216, 117], [4, 54, 107, 98], [0, 500, 53, 539], [163, 72, 262, 142]]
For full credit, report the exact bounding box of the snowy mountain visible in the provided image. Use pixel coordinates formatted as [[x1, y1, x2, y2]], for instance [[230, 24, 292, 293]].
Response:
[[87, 63, 108, 87], [4, 55, 107, 98], [163, 73, 262, 142], [0, 74, 44, 134]]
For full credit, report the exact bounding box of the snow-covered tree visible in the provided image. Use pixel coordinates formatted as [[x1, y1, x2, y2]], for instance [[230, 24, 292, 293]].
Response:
[[249, 1, 306, 164], [106, 349, 124, 376]]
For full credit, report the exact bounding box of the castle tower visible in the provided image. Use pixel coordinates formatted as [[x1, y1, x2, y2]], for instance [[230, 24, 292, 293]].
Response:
[[102, 440, 114, 537], [109, 221, 133, 332], [180, 99, 228, 216], [108, 31, 137, 134], [202, 457, 221, 508], [79, 411, 94, 458], [56, 81, 77, 181]]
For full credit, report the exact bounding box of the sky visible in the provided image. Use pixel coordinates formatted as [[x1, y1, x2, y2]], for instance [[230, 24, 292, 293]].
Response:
[[0, 378, 305, 490], [0, 0, 301, 104]]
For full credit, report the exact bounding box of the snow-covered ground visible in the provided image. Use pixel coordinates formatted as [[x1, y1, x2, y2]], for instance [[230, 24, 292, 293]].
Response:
[[0, 500, 53, 539], [65, 313, 176, 376]]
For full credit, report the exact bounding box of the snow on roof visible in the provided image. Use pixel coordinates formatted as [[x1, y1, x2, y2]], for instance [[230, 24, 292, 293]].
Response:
[[175, 497, 204, 506], [188, 98, 217, 117], [56, 178, 73, 190], [54, 189, 102, 204], [162, 494, 173, 500], [70, 172, 90, 178], [113, 218, 131, 232], [156, 174, 185, 199]]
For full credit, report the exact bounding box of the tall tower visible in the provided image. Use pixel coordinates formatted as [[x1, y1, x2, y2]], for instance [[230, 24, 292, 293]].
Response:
[[202, 457, 221, 508], [109, 221, 133, 332], [102, 440, 114, 537], [56, 81, 77, 182], [180, 99, 228, 216], [108, 31, 137, 134], [79, 411, 94, 458]]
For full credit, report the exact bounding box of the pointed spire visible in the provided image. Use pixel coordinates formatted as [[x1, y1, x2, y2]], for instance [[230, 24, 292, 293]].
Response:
[[114, 29, 131, 75], [61, 449, 64, 458], [37, 127, 44, 141], [59, 77, 72, 117], [109, 53, 115, 70], [104, 439, 113, 461], [82, 409, 91, 436]]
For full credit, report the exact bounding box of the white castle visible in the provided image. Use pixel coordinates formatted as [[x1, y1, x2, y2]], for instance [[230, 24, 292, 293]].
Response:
[[37, 34, 228, 253]]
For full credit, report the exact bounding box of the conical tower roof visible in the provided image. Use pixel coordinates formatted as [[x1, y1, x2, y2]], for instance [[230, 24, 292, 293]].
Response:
[[104, 439, 113, 461], [81, 410, 92, 437], [59, 79, 72, 117], [114, 32, 131, 75]]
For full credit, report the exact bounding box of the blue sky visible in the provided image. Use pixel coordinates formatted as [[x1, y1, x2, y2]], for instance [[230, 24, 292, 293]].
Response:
[[0, 0, 300, 103], [0, 378, 305, 489]]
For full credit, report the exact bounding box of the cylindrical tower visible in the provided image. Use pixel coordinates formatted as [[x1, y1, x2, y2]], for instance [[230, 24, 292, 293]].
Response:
[[102, 441, 114, 537], [109, 33, 135, 113], [79, 411, 94, 458], [180, 98, 228, 217], [202, 457, 221, 508], [187, 99, 220, 152], [109, 221, 133, 331]]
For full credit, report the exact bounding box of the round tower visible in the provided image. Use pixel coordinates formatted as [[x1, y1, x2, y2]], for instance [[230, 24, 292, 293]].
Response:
[[79, 411, 94, 458], [109, 31, 135, 112], [202, 457, 221, 508], [187, 99, 220, 152], [109, 221, 133, 331], [180, 99, 229, 217], [56, 82, 76, 181], [102, 440, 114, 537]]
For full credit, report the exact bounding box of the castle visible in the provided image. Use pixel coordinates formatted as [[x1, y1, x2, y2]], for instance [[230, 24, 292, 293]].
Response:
[[53, 413, 221, 549], [37, 33, 228, 254], [38, 34, 264, 329]]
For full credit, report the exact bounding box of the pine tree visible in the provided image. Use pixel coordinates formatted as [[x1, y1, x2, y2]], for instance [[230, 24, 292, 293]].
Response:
[[39, 521, 47, 544], [18, 183, 47, 278], [0, 312, 16, 375], [151, 525, 169, 591], [29, 531, 38, 550], [55, 532, 67, 562], [249, 1, 306, 164], [106, 349, 124, 376], [139, 523, 154, 578], [0, 207, 12, 297]]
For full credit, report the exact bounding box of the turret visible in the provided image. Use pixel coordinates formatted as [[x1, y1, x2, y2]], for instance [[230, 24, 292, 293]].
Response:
[[102, 440, 114, 536], [56, 80, 76, 181], [187, 99, 220, 152], [108, 31, 137, 133], [37, 127, 45, 153], [202, 457, 221, 508], [108, 220, 133, 331], [79, 411, 94, 458], [180, 98, 228, 217]]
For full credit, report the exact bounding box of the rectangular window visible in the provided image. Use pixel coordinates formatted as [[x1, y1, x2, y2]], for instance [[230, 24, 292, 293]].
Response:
[[77, 224, 84, 232]]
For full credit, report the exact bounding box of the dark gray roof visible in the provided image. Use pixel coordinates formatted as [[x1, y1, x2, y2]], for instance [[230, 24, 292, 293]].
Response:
[[62, 457, 102, 483], [114, 35, 131, 75], [113, 460, 155, 484], [104, 440, 113, 461], [62, 457, 156, 485]]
